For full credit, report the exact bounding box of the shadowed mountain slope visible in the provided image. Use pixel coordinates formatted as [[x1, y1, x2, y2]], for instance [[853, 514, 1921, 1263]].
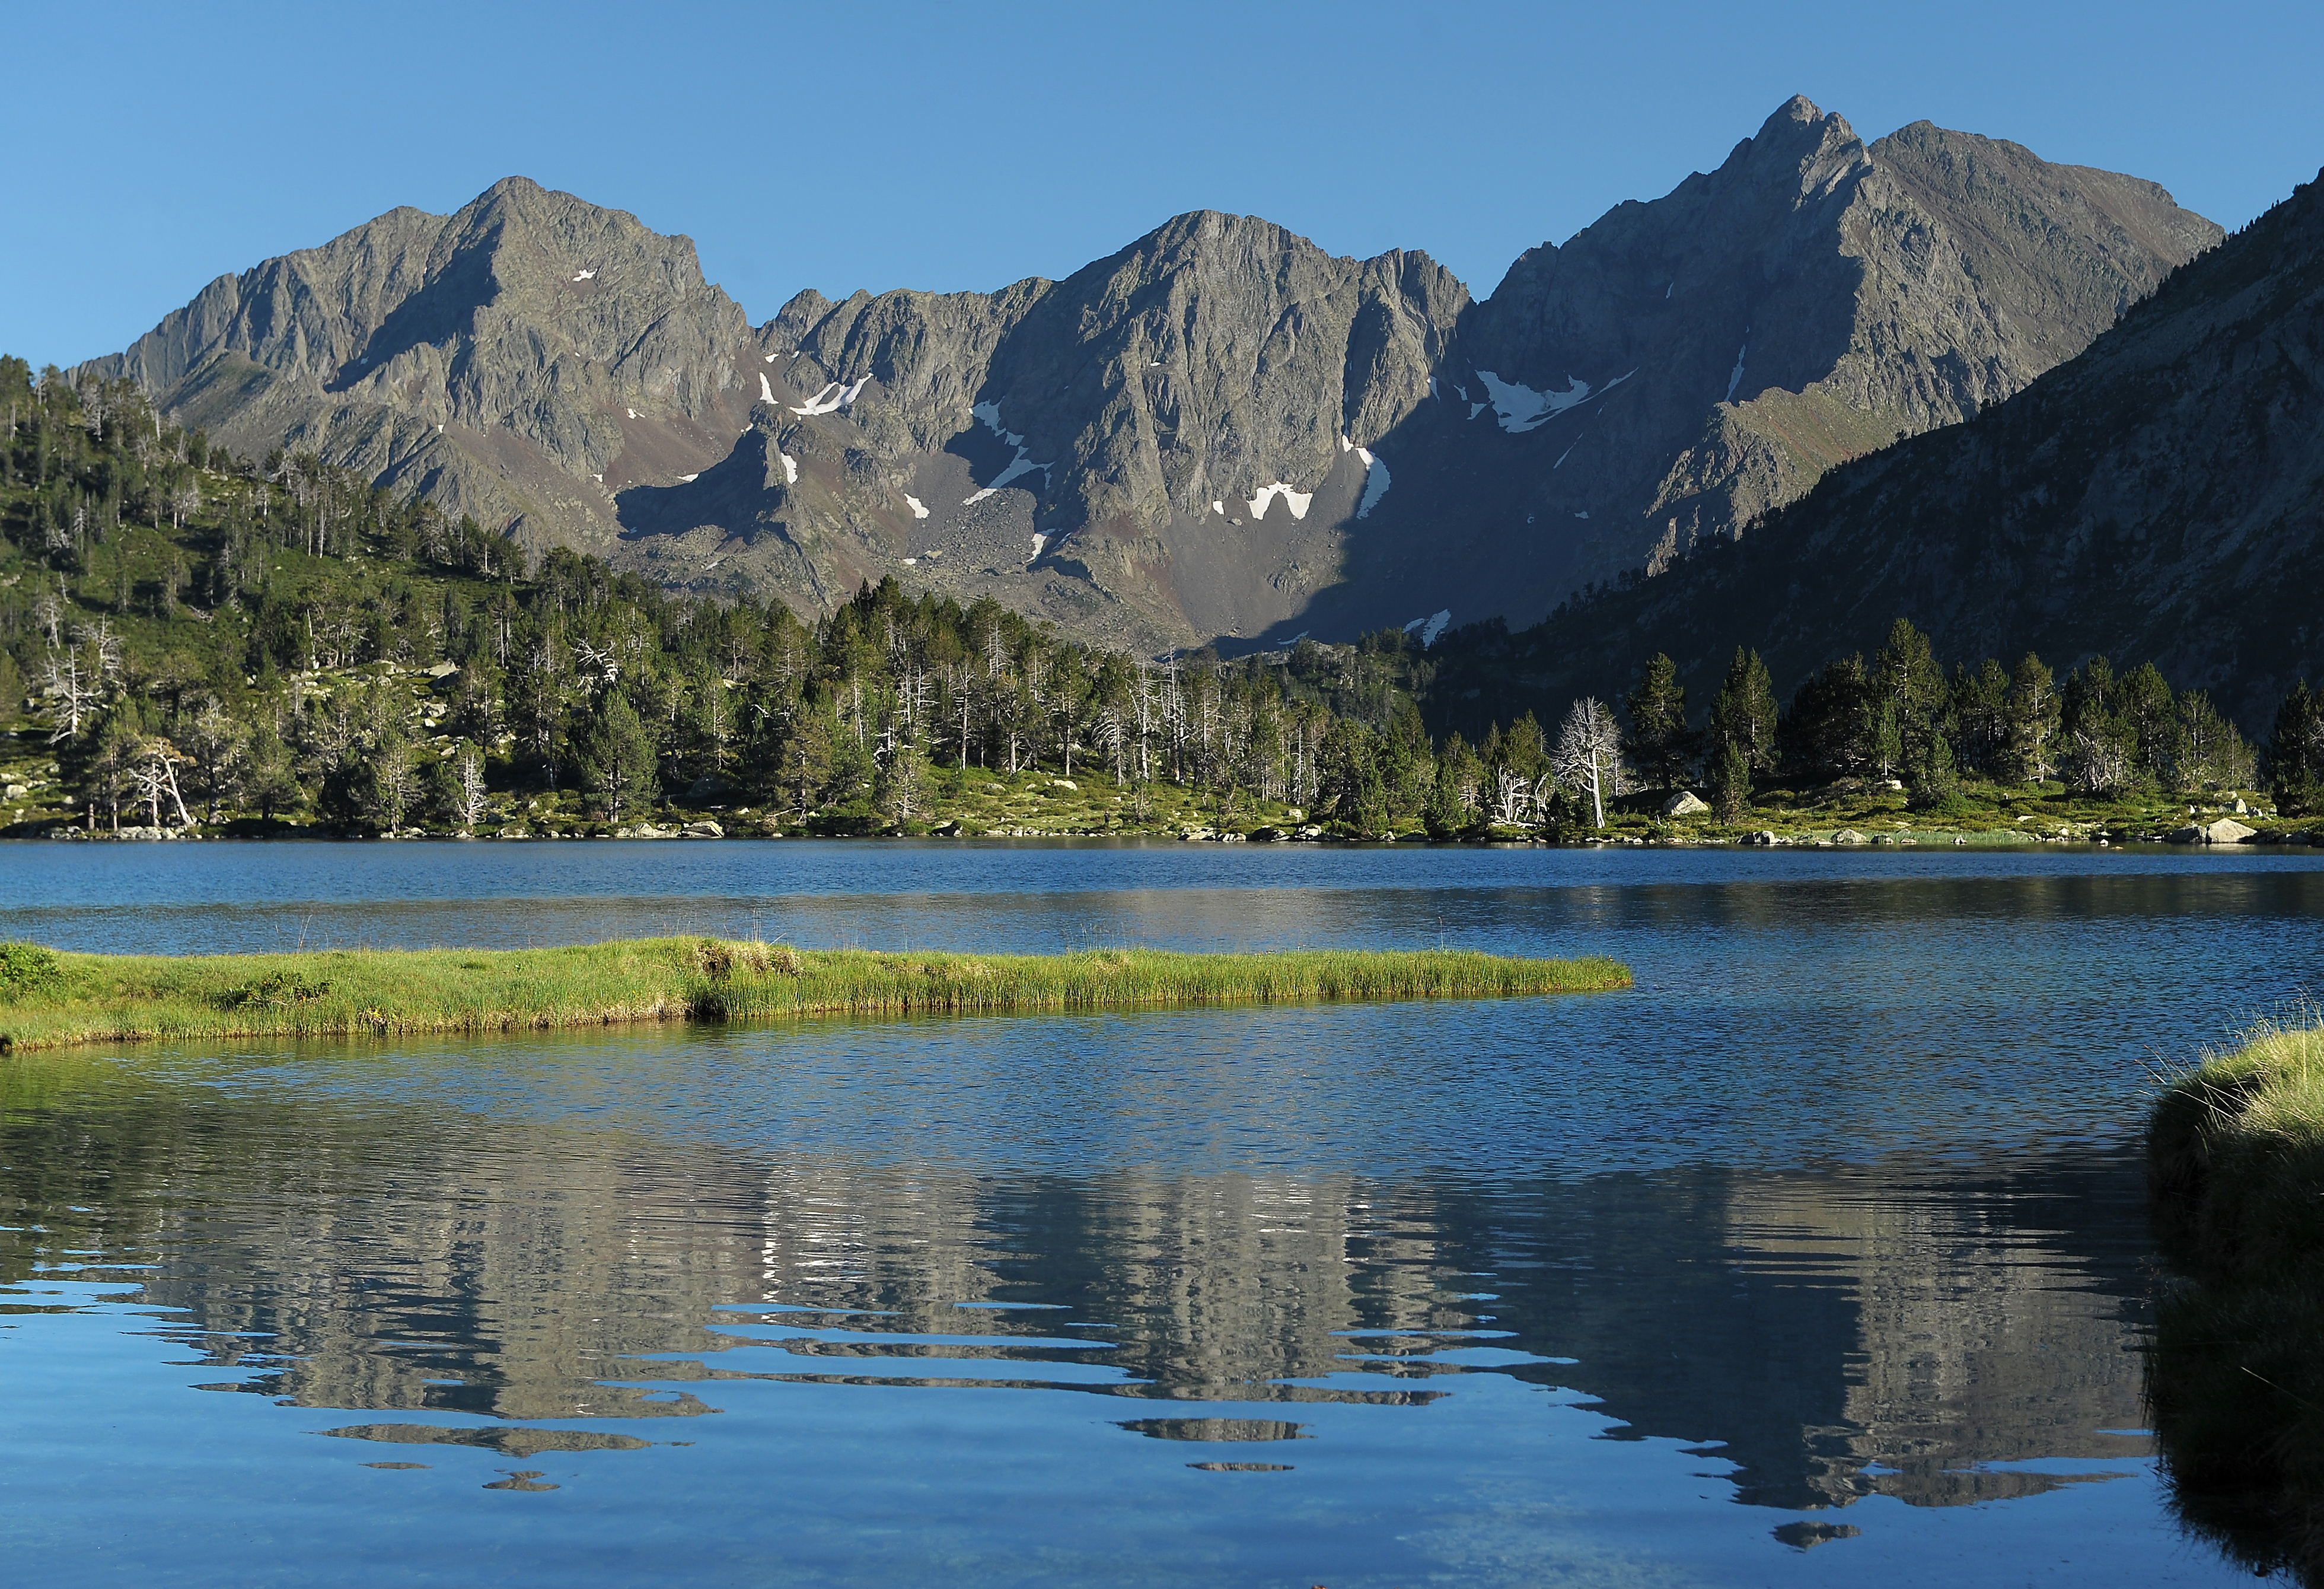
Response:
[[1421, 168, 2324, 736]]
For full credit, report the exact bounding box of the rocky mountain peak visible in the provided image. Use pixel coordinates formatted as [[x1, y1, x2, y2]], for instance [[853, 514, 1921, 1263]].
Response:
[[79, 101, 2225, 658]]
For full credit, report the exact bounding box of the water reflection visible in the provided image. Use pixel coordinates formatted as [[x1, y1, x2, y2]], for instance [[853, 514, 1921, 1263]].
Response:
[[5, 846, 2309, 1584], [0, 1063, 2159, 1518]]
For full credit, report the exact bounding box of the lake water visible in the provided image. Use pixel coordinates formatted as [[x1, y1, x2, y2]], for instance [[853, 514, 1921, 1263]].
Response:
[[5, 841, 2319, 1586]]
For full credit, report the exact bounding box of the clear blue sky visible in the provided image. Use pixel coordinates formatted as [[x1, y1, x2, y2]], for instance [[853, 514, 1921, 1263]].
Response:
[[7, 1, 2319, 370]]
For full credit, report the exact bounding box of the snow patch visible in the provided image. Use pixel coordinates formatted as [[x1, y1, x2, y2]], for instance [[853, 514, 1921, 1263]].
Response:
[[1339, 435, 1352, 452], [1247, 483, 1312, 521], [963, 398, 1052, 504], [905, 495, 929, 520], [779, 453, 799, 485], [1210, 500, 1225, 515], [971, 400, 1023, 446], [1428, 378, 1439, 400], [1467, 403, 1487, 421], [1029, 533, 1047, 561], [677, 473, 699, 483], [1574, 511, 1589, 520], [902, 558, 917, 566], [1402, 610, 1453, 647], [759, 372, 777, 404], [1725, 345, 1747, 403], [789, 377, 868, 416], [1665, 281, 1673, 299], [786, 377, 869, 416], [764, 353, 778, 362], [1474, 370, 1595, 434], [572, 269, 595, 282], [1554, 442, 1577, 469], [1354, 447, 1391, 519]]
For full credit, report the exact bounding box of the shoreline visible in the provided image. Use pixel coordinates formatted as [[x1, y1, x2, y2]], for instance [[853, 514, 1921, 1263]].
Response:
[[2147, 1017, 2324, 1575], [7, 821, 2320, 849], [0, 939, 1632, 1054]]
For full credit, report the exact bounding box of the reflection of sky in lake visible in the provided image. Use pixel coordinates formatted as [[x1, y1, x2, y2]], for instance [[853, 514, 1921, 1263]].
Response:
[[3, 845, 2315, 1585]]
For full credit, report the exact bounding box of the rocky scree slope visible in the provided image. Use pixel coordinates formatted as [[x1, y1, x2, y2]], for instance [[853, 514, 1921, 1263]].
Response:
[[1423, 167, 2324, 735], [80, 101, 2215, 655]]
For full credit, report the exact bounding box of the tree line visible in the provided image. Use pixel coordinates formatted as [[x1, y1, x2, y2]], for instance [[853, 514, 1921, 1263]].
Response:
[[5, 354, 2321, 838], [1622, 617, 2324, 817]]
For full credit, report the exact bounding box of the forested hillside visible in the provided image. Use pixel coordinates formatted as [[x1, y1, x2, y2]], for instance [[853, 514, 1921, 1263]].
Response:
[[4, 354, 2317, 846], [0, 357, 1462, 839]]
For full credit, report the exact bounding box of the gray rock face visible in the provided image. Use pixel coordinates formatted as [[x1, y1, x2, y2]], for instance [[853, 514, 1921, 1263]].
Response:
[[1306, 97, 2221, 643], [1426, 162, 2323, 735], [85, 178, 758, 558], [1662, 791, 1711, 817], [79, 101, 2216, 655]]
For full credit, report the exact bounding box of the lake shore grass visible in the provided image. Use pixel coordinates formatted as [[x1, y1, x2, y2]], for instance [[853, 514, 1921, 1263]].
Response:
[[0, 938, 1630, 1053], [2146, 1011, 2324, 1578]]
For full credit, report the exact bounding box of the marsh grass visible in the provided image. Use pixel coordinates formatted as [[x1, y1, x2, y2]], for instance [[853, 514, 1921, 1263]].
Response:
[[2147, 1007, 2324, 1582], [0, 938, 1630, 1053]]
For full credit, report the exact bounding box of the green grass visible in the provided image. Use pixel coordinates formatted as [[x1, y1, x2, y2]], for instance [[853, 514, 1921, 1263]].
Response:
[[1597, 775, 2311, 847], [0, 938, 1631, 1052], [2146, 1011, 2324, 1578]]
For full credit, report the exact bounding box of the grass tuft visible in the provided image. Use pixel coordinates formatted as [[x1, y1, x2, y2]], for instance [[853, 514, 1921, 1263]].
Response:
[[0, 938, 1630, 1053], [2146, 1007, 2324, 1581]]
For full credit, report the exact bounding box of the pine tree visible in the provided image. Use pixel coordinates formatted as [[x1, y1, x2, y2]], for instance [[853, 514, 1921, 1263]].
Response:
[[1622, 653, 1694, 789], [578, 693, 659, 823], [875, 737, 931, 828], [1874, 618, 1946, 772], [1708, 648, 1778, 776], [1710, 737, 1752, 823], [2006, 654, 2062, 785], [2268, 680, 2324, 815]]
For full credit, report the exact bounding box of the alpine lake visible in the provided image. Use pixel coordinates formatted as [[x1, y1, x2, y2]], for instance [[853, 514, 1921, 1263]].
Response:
[[4, 838, 2319, 1587]]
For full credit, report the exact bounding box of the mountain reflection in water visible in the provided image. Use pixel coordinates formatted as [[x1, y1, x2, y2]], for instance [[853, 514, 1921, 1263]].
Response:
[[2, 1063, 2153, 1514]]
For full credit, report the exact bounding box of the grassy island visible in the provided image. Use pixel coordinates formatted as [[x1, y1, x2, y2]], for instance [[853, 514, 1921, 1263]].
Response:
[[2147, 1013, 2324, 1577], [0, 938, 1629, 1053]]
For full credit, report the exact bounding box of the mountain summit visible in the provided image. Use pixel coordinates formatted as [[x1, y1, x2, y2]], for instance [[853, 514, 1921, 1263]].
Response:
[[82, 101, 2220, 653], [1423, 161, 2324, 733]]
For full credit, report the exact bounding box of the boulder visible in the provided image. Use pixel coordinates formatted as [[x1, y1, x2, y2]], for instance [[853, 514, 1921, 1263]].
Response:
[[1834, 829, 1869, 845], [681, 820, 725, 839], [1662, 791, 1711, 817], [2204, 817, 2258, 844]]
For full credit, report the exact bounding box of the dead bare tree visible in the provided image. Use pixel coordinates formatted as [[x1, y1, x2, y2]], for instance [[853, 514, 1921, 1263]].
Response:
[[44, 653, 100, 741], [127, 747, 194, 830], [453, 747, 489, 833], [1555, 696, 1622, 829]]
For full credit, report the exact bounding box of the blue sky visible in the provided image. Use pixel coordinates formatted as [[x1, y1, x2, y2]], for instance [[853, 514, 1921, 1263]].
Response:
[[6, 1, 2319, 369]]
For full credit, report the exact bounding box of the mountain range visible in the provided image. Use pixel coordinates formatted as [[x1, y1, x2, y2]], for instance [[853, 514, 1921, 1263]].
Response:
[[1423, 163, 2324, 735], [81, 96, 2221, 657]]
